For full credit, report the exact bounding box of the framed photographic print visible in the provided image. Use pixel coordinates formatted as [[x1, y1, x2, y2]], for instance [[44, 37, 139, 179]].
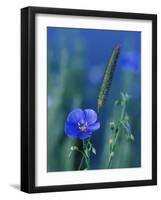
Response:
[[21, 6, 157, 193]]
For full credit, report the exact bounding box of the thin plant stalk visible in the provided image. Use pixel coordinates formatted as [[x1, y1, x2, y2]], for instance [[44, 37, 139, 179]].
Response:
[[107, 98, 127, 168], [78, 140, 90, 170]]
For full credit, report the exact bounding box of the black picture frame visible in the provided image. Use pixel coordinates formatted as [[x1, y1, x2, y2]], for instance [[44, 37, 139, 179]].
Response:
[[21, 6, 157, 193]]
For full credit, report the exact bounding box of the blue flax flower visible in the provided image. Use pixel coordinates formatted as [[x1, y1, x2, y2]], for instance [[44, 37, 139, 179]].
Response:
[[64, 108, 100, 139]]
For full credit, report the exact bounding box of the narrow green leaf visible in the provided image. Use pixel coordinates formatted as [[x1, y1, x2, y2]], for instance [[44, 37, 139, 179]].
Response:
[[84, 148, 89, 158], [87, 140, 92, 151], [129, 134, 135, 141], [97, 46, 120, 112], [126, 133, 135, 141], [92, 146, 96, 155]]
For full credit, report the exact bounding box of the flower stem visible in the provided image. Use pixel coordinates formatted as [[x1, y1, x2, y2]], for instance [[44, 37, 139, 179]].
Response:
[[78, 139, 90, 170], [78, 155, 85, 170], [83, 140, 90, 169], [107, 101, 126, 168]]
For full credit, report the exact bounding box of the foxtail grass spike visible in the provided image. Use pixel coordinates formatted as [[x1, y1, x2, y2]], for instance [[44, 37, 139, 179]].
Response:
[[97, 46, 120, 112]]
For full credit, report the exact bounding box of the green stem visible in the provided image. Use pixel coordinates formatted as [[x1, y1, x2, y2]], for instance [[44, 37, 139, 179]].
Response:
[[107, 153, 113, 168], [84, 155, 89, 169], [120, 103, 126, 121], [107, 102, 126, 168], [78, 140, 90, 170], [78, 155, 85, 170], [75, 148, 87, 170], [83, 140, 90, 169], [75, 149, 85, 157]]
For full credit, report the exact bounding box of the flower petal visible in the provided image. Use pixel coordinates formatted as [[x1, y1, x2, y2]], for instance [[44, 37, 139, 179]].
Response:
[[64, 122, 80, 138], [67, 108, 85, 124], [84, 109, 97, 125], [88, 122, 100, 132]]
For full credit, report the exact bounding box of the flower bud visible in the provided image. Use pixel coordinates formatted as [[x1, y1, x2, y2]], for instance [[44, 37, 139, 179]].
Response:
[[109, 122, 115, 130]]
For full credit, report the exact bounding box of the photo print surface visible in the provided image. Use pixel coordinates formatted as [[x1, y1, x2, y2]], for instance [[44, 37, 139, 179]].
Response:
[[47, 27, 141, 172]]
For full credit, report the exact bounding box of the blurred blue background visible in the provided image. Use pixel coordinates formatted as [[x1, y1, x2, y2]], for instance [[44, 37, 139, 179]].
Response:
[[47, 27, 141, 172]]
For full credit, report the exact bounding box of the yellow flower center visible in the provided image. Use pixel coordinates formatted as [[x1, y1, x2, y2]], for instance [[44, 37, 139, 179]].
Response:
[[78, 122, 87, 132], [79, 126, 87, 132]]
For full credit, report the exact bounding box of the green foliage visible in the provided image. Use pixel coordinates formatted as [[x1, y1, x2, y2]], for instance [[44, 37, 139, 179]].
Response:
[[92, 146, 96, 155], [97, 46, 120, 112], [77, 139, 97, 170], [107, 92, 134, 168]]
